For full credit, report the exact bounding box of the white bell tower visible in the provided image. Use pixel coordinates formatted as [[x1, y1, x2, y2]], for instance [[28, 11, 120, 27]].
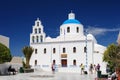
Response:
[[30, 18, 46, 44]]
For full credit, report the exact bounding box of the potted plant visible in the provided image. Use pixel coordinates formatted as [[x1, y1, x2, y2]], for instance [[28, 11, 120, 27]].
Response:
[[22, 46, 34, 73]]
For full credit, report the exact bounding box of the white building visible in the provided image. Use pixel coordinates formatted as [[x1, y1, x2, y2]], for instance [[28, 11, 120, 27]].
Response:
[[0, 35, 9, 48], [117, 31, 120, 45], [30, 12, 106, 73]]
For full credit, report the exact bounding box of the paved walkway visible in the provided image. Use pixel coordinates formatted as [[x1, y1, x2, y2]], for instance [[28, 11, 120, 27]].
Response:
[[0, 71, 97, 80]]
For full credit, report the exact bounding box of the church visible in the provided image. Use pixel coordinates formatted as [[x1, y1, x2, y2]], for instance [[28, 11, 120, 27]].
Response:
[[29, 12, 106, 73]]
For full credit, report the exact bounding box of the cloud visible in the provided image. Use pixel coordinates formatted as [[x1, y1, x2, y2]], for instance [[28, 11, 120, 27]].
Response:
[[86, 26, 120, 36]]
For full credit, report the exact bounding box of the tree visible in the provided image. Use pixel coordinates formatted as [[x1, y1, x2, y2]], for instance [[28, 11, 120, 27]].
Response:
[[22, 46, 34, 68], [0, 43, 12, 64], [103, 44, 120, 72]]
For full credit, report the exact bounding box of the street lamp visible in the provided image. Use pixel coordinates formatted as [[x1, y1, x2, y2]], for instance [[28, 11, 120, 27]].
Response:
[[85, 30, 88, 70]]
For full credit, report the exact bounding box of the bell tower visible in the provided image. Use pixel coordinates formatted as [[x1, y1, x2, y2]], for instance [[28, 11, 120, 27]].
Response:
[[30, 18, 46, 44]]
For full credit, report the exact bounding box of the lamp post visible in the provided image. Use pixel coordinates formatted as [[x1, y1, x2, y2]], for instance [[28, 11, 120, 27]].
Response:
[[85, 30, 88, 70]]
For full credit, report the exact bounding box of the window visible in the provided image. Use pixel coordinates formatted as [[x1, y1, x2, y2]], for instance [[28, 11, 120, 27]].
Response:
[[73, 47, 76, 53], [53, 60, 56, 64], [36, 36, 39, 43], [39, 28, 41, 33], [53, 48, 56, 54], [60, 28, 62, 34], [32, 36, 34, 43], [67, 27, 70, 33], [35, 49, 37, 54], [35, 28, 37, 33], [44, 48, 46, 54], [40, 35, 43, 42], [73, 59, 76, 66], [63, 48, 66, 53], [37, 22, 39, 26], [35, 60, 37, 65], [76, 27, 79, 33], [84, 47, 87, 53]]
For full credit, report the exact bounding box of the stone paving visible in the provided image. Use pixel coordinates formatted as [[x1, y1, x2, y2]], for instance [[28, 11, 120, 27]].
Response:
[[0, 71, 97, 80]]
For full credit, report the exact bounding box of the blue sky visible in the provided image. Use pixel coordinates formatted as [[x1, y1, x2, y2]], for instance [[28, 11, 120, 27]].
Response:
[[0, 0, 120, 56]]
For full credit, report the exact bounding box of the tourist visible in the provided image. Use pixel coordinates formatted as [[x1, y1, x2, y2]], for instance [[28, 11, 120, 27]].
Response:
[[51, 60, 56, 74], [89, 64, 93, 74], [51, 63, 55, 74], [93, 64, 97, 73], [80, 63, 84, 75], [97, 64, 100, 71], [106, 64, 110, 73]]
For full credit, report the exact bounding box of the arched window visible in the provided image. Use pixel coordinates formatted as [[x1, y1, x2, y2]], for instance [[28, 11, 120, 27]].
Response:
[[53, 48, 56, 54], [37, 22, 39, 26], [40, 35, 43, 42], [76, 27, 79, 33], [53, 60, 56, 64], [32, 36, 34, 43], [63, 48, 66, 53], [67, 27, 70, 33], [35, 60, 37, 65], [36, 36, 39, 43], [73, 47, 76, 53], [35, 49, 37, 54], [73, 59, 76, 66], [84, 47, 87, 53], [44, 48, 46, 54], [39, 28, 41, 33], [35, 28, 37, 33]]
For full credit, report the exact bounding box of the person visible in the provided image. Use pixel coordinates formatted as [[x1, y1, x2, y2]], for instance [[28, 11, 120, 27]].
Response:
[[93, 64, 97, 73], [51, 63, 55, 74], [106, 64, 110, 73], [51, 60, 56, 74], [97, 64, 100, 71], [111, 72, 117, 80], [89, 64, 93, 74], [8, 65, 16, 75], [80, 63, 84, 75]]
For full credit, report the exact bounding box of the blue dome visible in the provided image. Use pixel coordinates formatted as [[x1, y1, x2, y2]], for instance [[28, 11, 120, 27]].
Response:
[[63, 19, 80, 24]]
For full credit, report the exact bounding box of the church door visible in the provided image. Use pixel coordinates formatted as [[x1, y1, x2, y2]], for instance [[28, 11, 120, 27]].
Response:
[[61, 59, 67, 67]]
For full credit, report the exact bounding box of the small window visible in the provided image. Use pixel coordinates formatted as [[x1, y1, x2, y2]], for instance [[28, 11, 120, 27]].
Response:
[[35, 49, 37, 54], [39, 28, 41, 33], [53, 48, 56, 54], [76, 27, 79, 33], [67, 27, 70, 33], [84, 47, 87, 53], [73, 47, 76, 53], [36, 36, 39, 43], [37, 22, 39, 26], [35, 28, 37, 33], [35, 60, 37, 65], [73, 59, 76, 66], [40, 35, 43, 42], [44, 48, 46, 54], [32, 36, 34, 43], [53, 60, 56, 64], [63, 48, 66, 53]]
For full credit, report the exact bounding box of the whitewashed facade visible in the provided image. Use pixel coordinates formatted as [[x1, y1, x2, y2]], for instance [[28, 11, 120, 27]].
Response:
[[30, 12, 106, 73]]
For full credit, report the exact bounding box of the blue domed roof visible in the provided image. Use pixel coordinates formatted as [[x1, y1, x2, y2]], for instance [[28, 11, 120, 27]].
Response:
[[63, 19, 80, 24]]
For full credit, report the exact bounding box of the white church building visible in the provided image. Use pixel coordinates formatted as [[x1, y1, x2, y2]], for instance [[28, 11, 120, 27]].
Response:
[[30, 12, 106, 73]]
